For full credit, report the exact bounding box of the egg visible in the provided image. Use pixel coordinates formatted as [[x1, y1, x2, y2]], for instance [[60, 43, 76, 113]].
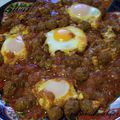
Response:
[[67, 3, 101, 28], [1, 34, 27, 64], [45, 26, 87, 56], [32, 78, 78, 110]]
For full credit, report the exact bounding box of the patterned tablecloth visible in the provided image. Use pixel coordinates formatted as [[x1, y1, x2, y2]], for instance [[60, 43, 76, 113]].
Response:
[[0, 0, 11, 7]]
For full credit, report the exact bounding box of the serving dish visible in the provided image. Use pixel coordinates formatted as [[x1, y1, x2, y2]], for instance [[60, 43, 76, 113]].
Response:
[[0, 0, 120, 120]]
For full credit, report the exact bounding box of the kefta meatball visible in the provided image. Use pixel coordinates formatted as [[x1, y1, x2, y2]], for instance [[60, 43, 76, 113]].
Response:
[[79, 99, 100, 115], [73, 67, 89, 83], [48, 106, 63, 120], [3, 81, 16, 97], [14, 94, 36, 112], [64, 98, 80, 119], [98, 51, 112, 66], [14, 97, 30, 112]]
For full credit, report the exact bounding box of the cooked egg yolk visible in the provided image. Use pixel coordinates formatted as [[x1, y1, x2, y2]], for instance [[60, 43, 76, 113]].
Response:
[[5, 35, 24, 53], [72, 4, 91, 16], [67, 4, 101, 28], [45, 26, 87, 56], [1, 34, 27, 64], [33, 79, 78, 110], [54, 29, 74, 42], [38, 80, 70, 99]]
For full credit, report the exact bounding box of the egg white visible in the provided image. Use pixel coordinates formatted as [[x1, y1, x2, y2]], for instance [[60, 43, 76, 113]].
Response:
[[33, 78, 78, 110], [45, 26, 87, 56], [67, 4, 101, 28], [1, 34, 27, 64]]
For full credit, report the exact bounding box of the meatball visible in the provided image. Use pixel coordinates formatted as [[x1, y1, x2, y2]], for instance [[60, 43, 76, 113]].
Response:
[[73, 67, 89, 83], [92, 0, 102, 7], [57, 17, 70, 27], [41, 8, 50, 15], [77, 21, 91, 31], [64, 98, 80, 119], [89, 71, 106, 85], [28, 18, 38, 26], [14, 97, 30, 111], [28, 71, 41, 85], [3, 81, 16, 97], [37, 22, 46, 31], [64, 55, 82, 68], [45, 19, 57, 30], [24, 89, 36, 107], [48, 106, 63, 120], [79, 99, 100, 115], [98, 51, 112, 66]]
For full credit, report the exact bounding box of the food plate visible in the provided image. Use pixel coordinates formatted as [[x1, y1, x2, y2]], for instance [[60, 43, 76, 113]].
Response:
[[0, 1, 120, 120]]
